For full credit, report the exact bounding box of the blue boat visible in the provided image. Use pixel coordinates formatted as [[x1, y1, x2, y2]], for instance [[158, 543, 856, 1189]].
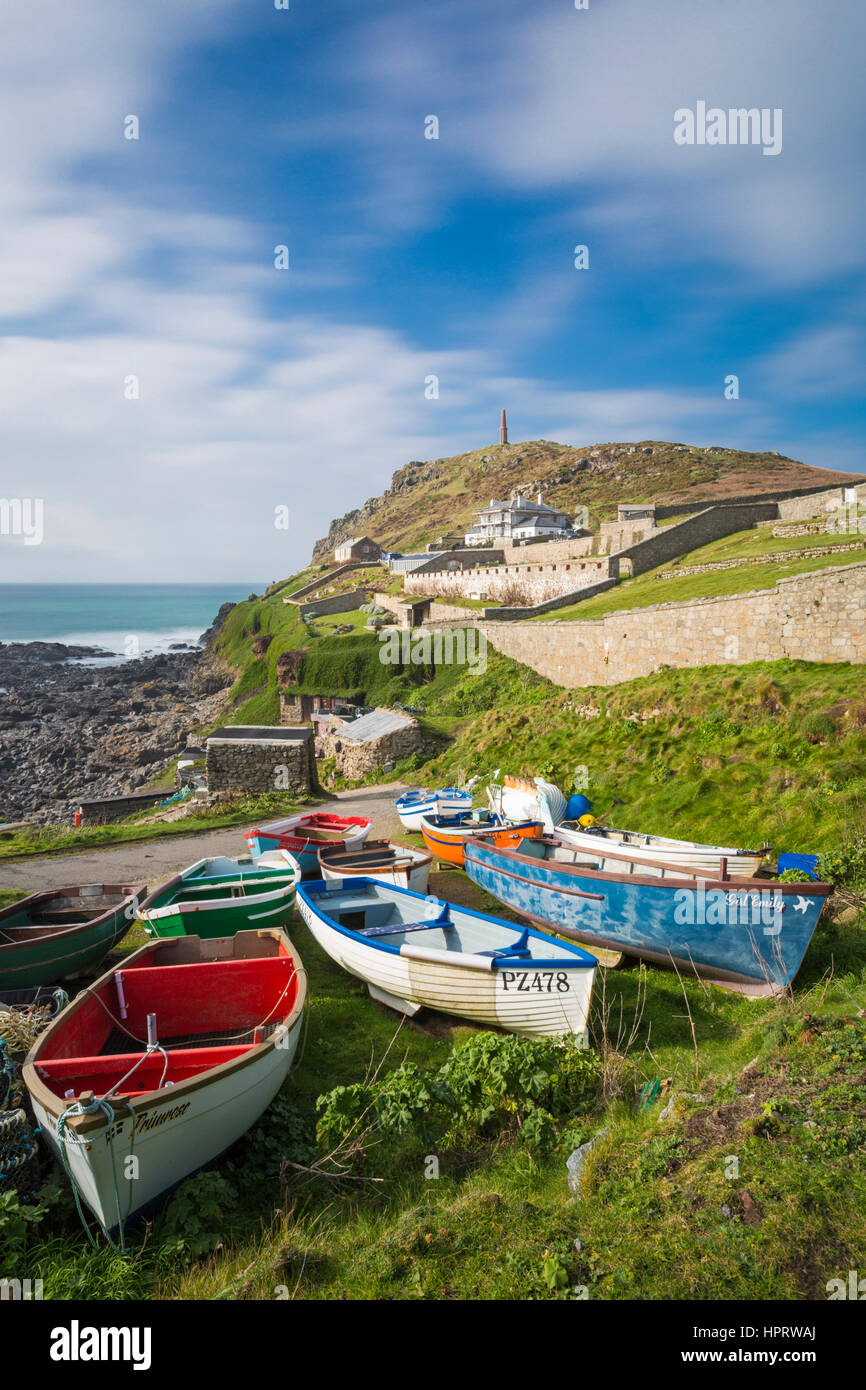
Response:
[[464, 832, 831, 996]]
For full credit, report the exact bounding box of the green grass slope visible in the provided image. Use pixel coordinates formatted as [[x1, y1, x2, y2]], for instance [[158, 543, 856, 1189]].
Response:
[[416, 660, 866, 858]]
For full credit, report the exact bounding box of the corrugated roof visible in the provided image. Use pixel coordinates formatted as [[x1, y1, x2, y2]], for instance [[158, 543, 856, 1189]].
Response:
[[340, 708, 413, 743]]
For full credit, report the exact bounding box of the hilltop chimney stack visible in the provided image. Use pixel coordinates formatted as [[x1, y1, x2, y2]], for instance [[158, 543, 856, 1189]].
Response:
[[500, 409, 508, 446]]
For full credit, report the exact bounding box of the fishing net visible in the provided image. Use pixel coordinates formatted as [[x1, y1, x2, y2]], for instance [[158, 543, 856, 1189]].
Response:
[[0, 1107, 40, 1202]]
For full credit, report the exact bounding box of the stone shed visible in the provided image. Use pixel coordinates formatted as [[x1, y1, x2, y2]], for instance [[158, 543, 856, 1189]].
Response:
[[206, 725, 318, 797], [319, 707, 426, 780]]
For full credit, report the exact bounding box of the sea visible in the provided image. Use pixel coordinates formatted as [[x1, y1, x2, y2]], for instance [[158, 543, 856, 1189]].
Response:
[[0, 583, 262, 663]]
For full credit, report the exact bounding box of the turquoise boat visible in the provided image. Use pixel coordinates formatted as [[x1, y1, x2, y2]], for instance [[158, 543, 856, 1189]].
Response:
[[138, 852, 301, 939]]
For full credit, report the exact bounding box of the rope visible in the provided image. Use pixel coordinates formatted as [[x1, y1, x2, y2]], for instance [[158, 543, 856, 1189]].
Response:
[[55, 1097, 128, 1253]]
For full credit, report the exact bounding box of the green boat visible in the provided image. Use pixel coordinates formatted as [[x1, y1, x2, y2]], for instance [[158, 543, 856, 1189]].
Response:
[[0, 884, 145, 990], [138, 852, 301, 939]]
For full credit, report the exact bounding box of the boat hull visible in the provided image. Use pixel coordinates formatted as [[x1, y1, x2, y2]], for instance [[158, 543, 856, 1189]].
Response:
[[464, 837, 829, 996], [296, 879, 595, 1036], [420, 816, 542, 867], [139, 856, 299, 940], [140, 888, 297, 939], [30, 1019, 301, 1234], [0, 885, 145, 990], [318, 840, 432, 894], [23, 930, 306, 1235], [395, 788, 472, 832]]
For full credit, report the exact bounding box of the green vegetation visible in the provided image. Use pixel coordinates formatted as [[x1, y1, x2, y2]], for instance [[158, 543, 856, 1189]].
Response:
[[419, 660, 866, 856]]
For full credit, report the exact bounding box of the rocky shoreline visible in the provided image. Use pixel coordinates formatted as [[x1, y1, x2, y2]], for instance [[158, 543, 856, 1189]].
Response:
[[0, 631, 235, 826]]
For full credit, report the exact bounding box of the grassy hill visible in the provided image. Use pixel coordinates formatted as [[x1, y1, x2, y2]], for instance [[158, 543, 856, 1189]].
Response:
[[311, 438, 865, 559]]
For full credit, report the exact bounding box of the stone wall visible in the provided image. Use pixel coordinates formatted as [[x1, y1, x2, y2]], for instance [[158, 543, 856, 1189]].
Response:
[[659, 543, 865, 578], [653, 481, 864, 520], [206, 725, 317, 796], [615, 503, 781, 577], [467, 561, 866, 689], [500, 534, 601, 565], [406, 548, 505, 574], [298, 589, 369, 619], [77, 790, 165, 825], [413, 556, 613, 605], [482, 575, 620, 619], [776, 481, 866, 523], [597, 519, 655, 552], [281, 561, 371, 602]]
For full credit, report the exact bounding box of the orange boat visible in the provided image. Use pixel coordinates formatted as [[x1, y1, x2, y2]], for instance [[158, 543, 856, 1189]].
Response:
[[419, 811, 543, 867]]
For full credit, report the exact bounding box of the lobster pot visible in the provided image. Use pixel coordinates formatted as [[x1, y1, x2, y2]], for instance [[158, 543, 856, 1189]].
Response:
[[0, 1108, 40, 1201]]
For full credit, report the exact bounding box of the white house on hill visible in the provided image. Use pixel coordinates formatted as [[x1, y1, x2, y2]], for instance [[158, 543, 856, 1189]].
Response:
[[464, 492, 573, 545]]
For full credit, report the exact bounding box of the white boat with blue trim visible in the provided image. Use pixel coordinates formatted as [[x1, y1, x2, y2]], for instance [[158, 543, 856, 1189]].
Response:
[[296, 878, 597, 1037], [395, 787, 473, 832]]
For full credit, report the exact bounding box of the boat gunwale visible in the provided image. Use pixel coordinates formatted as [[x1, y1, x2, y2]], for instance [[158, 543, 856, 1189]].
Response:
[[556, 823, 770, 860], [22, 927, 307, 1136]]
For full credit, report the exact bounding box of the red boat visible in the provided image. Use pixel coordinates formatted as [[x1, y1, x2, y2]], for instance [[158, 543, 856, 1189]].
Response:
[[246, 812, 372, 875]]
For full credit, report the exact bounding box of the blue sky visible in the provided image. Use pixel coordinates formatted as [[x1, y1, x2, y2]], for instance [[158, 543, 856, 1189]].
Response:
[[1, 0, 864, 582]]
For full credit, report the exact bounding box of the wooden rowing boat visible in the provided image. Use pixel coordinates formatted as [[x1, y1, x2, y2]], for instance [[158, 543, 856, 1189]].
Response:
[[464, 830, 829, 997], [138, 851, 301, 939], [0, 885, 145, 991], [23, 928, 306, 1236], [394, 787, 473, 832], [246, 813, 371, 875], [317, 839, 432, 894], [296, 878, 596, 1036], [535, 788, 769, 878], [419, 811, 543, 867]]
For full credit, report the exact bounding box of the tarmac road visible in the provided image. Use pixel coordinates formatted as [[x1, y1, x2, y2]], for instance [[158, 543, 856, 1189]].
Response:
[[0, 783, 412, 893]]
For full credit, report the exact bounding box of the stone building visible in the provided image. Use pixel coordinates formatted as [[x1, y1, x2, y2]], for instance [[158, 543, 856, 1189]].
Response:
[[206, 725, 318, 797], [319, 707, 427, 780], [334, 535, 382, 563], [280, 690, 361, 724]]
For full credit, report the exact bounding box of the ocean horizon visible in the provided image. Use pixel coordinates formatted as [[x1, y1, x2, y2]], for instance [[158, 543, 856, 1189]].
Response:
[[0, 582, 262, 659]]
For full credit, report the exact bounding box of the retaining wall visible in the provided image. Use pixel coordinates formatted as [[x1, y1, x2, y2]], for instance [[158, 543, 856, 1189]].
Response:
[[467, 561, 866, 689]]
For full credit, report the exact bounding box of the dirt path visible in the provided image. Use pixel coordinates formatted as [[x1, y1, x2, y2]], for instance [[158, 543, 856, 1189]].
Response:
[[0, 783, 412, 893]]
